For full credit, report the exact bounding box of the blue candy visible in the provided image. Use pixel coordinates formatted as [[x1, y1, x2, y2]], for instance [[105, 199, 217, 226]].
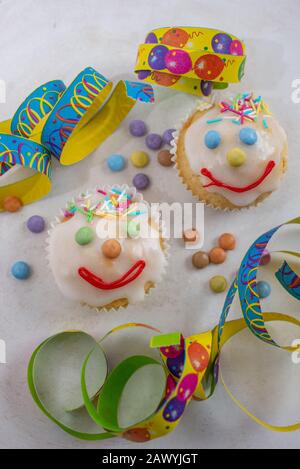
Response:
[[11, 261, 31, 280], [239, 127, 258, 145], [204, 130, 221, 149], [257, 280, 271, 299], [107, 154, 126, 172]]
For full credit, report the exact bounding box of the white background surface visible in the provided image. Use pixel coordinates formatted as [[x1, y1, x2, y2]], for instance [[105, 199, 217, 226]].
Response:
[[0, 0, 300, 449]]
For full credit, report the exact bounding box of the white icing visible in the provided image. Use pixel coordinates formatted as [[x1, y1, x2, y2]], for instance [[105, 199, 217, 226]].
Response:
[[184, 105, 287, 206], [48, 189, 167, 307]]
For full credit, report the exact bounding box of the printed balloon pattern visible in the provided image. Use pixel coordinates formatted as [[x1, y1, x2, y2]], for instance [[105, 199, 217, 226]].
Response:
[[123, 427, 151, 442], [177, 374, 198, 402], [165, 49, 192, 75], [166, 350, 185, 378], [161, 335, 184, 358], [194, 54, 225, 80], [148, 45, 168, 70], [165, 374, 177, 398], [161, 28, 189, 48], [188, 342, 209, 372], [214, 357, 220, 384], [238, 57, 246, 81], [145, 32, 158, 44], [163, 397, 186, 422], [201, 80, 213, 96], [230, 40, 244, 56], [137, 70, 151, 80], [151, 71, 180, 87], [212, 33, 233, 54]]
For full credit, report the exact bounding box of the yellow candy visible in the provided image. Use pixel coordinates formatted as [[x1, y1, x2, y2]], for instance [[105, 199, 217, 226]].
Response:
[[130, 150, 150, 168], [227, 147, 247, 167]]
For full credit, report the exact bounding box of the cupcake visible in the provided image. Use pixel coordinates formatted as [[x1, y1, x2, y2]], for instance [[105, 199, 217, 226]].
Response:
[[47, 185, 167, 310], [174, 92, 288, 210]]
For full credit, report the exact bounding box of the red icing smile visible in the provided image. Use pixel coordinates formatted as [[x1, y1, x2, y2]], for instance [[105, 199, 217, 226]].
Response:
[[78, 260, 146, 290], [200, 160, 275, 193]]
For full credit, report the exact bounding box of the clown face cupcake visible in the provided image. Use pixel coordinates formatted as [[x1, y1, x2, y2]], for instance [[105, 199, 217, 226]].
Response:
[[47, 186, 167, 310], [174, 93, 288, 210]]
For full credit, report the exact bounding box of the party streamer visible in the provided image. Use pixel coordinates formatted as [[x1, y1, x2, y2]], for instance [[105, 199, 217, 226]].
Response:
[[0, 68, 154, 210], [135, 27, 246, 97], [28, 217, 300, 443]]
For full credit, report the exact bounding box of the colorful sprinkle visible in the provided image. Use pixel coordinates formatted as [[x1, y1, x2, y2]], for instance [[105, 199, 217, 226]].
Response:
[[206, 118, 223, 124], [219, 93, 271, 126]]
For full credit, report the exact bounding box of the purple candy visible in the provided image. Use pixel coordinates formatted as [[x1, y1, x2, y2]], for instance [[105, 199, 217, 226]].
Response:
[[162, 128, 176, 145], [145, 133, 163, 150], [133, 173, 150, 190], [129, 120, 148, 137], [26, 215, 45, 233]]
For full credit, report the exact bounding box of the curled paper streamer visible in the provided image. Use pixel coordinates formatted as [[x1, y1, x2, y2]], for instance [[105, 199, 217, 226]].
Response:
[[135, 27, 246, 97], [276, 260, 300, 300], [28, 218, 300, 442], [0, 68, 154, 211]]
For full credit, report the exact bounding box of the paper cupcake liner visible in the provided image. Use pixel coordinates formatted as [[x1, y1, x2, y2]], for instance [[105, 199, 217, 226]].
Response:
[[170, 99, 287, 212], [46, 184, 169, 313]]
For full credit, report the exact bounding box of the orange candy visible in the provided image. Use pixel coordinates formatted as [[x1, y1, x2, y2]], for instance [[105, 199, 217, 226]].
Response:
[[218, 233, 236, 251], [209, 247, 227, 264], [183, 229, 198, 243], [102, 239, 121, 259], [3, 196, 23, 212]]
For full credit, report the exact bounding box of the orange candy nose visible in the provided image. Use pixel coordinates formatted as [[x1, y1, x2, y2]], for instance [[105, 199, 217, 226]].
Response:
[[102, 239, 121, 259]]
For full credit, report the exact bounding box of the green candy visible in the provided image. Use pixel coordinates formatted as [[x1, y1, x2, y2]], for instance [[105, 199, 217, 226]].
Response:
[[75, 226, 94, 245], [209, 275, 228, 293], [127, 219, 140, 238]]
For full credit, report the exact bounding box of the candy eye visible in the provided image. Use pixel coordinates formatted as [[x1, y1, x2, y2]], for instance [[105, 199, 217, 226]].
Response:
[[239, 127, 257, 145], [127, 219, 141, 238], [75, 226, 94, 245], [204, 130, 221, 149]]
